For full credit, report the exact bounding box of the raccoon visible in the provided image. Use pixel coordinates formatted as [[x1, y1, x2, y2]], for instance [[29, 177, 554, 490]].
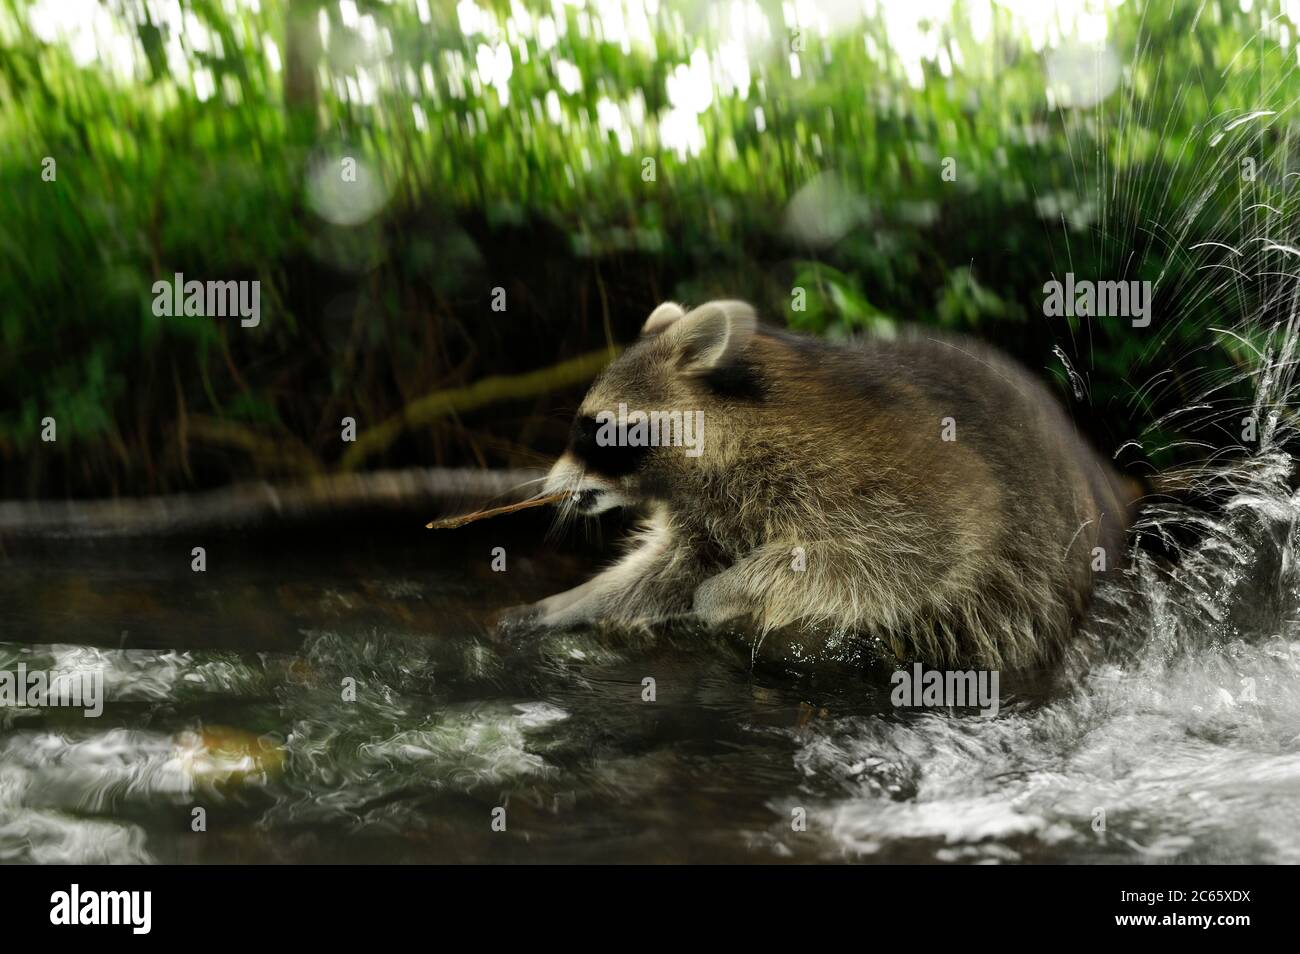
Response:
[[505, 299, 1143, 670]]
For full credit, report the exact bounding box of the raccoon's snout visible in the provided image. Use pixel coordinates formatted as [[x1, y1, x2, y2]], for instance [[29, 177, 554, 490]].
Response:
[[568, 414, 649, 477], [566, 482, 624, 516], [544, 451, 629, 515]]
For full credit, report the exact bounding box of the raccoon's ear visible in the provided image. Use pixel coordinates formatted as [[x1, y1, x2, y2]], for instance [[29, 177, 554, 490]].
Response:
[[671, 300, 757, 375], [642, 301, 686, 336]]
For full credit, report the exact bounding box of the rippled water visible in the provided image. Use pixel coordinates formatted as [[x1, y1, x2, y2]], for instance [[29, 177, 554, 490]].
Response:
[[3, 434, 1300, 863]]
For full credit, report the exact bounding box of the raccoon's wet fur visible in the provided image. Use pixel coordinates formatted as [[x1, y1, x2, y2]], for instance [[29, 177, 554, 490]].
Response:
[[510, 299, 1143, 670]]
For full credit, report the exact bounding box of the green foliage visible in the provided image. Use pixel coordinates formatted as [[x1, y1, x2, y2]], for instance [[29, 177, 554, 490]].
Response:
[[788, 262, 895, 339], [0, 0, 1296, 493], [935, 268, 1025, 332]]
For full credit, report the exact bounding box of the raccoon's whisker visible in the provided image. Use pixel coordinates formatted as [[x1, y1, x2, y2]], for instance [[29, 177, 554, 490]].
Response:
[[499, 475, 551, 494], [459, 474, 555, 516], [544, 468, 589, 542]]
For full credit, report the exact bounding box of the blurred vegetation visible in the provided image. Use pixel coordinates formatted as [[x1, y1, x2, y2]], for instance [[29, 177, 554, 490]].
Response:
[[1, 0, 1298, 498]]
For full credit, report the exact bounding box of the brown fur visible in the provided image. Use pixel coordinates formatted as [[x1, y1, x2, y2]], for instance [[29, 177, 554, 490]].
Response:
[[510, 300, 1141, 670]]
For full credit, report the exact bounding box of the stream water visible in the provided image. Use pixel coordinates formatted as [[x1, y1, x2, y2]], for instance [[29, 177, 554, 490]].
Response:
[[2, 433, 1298, 866]]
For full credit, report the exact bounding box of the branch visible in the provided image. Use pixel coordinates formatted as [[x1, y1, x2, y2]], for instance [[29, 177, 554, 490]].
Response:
[[338, 347, 617, 472]]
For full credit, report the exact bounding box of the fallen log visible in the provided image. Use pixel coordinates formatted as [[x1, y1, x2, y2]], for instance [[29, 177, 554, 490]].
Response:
[[0, 467, 545, 539]]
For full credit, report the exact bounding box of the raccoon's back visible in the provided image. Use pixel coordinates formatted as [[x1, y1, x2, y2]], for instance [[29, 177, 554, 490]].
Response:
[[760, 327, 1130, 517], [754, 327, 1137, 666], [859, 330, 1134, 534]]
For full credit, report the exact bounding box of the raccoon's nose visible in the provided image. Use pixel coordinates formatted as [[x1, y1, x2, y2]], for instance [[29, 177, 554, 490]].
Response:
[[568, 414, 647, 477]]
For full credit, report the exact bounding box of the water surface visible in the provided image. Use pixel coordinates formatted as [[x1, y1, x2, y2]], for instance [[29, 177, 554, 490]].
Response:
[[2, 468, 1298, 864]]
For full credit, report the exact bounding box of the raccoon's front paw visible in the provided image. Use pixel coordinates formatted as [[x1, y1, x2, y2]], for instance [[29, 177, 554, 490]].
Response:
[[492, 595, 591, 638], [490, 603, 546, 639]]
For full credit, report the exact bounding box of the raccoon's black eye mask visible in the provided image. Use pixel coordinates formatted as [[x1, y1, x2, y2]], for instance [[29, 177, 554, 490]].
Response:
[[568, 415, 650, 477]]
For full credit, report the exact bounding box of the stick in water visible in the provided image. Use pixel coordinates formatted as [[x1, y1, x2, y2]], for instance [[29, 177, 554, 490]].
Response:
[[426, 492, 568, 529]]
